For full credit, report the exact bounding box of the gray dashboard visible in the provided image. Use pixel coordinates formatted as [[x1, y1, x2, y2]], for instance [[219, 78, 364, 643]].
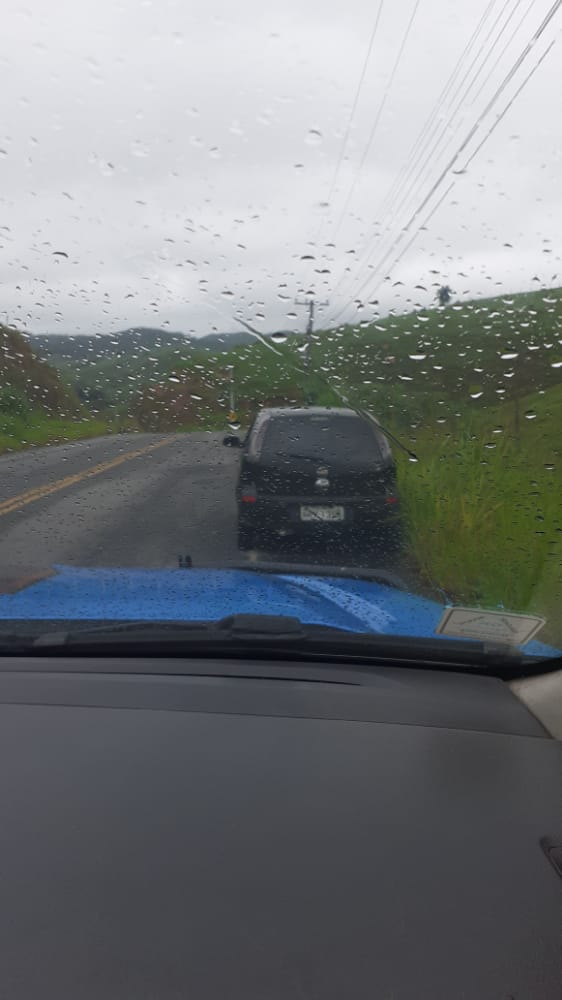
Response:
[[0, 657, 560, 999]]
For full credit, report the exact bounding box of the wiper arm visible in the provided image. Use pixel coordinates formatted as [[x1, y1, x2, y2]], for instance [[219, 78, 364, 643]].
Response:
[[264, 451, 325, 463], [178, 558, 407, 590]]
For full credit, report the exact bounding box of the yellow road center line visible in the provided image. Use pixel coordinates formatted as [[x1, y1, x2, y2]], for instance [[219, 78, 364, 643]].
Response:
[[0, 436, 176, 518]]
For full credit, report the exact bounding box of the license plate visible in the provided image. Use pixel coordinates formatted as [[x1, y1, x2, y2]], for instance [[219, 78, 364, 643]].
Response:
[[300, 505, 345, 523]]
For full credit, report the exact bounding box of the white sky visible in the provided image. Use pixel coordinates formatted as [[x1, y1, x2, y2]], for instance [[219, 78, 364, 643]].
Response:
[[0, 0, 561, 335]]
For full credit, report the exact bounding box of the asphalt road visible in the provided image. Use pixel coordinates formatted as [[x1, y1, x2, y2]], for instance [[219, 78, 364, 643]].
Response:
[[0, 431, 406, 573], [0, 433, 242, 571]]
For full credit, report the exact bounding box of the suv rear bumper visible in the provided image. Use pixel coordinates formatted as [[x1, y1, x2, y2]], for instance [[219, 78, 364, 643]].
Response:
[[238, 495, 400, 537]]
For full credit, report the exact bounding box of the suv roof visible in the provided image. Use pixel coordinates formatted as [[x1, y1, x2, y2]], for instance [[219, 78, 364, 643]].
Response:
[[256, 407, 364, 419], [245, 406, 393, 466]]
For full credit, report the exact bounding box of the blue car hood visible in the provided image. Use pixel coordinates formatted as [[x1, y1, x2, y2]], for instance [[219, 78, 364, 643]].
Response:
[[0, 565, 557, 657]]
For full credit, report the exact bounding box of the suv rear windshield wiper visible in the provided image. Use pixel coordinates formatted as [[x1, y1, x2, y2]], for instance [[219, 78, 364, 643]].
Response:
[[3, 614, 556, 678], [269, 451, 325, 461]]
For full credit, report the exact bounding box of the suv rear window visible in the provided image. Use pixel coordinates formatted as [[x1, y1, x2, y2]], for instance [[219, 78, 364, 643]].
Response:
[[260, 416, 384, 463]]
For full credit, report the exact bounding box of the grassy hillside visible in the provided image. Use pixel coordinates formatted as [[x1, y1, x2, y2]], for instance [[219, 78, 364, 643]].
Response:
[[31, 327, 266, 362], [143, 285, 562, 427], [0, 326, 105, 454]]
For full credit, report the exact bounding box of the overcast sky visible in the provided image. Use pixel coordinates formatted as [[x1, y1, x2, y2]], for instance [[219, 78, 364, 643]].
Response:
[[0, 0, 560, 336]]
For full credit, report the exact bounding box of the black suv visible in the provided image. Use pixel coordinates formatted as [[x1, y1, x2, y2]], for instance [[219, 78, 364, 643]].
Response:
[[224, 407, 400, 550]]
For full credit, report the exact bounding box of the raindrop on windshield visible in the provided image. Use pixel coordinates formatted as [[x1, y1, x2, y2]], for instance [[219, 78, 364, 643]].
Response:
[[305, 129, 323, 146], [130, 141, 150, 158]]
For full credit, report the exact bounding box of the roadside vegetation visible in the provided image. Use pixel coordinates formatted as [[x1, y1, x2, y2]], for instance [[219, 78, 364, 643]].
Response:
[[0, 326, 107, 455]]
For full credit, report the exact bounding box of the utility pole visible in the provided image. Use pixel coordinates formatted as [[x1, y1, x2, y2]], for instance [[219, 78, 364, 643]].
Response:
[[295, 296, 329, 372], [226, 365, 237, 424]]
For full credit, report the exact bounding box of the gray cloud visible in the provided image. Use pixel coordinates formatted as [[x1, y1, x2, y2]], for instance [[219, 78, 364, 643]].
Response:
[[0, 0, 560, 334]]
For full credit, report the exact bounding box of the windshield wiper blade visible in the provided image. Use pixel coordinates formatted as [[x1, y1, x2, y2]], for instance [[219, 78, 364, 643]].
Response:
[[0, 632, 40, 653], [26, 614, 550, 676], [34, 615, 333, 645]]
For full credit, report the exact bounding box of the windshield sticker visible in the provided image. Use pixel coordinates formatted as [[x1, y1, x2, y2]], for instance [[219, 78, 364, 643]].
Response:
[[436, 607, 546, 645]]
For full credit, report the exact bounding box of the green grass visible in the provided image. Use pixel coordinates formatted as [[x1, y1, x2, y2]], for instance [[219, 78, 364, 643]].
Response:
[[398, 433, 560, 605], [393, 385, 562, 643], [0, 413, 109, 455]]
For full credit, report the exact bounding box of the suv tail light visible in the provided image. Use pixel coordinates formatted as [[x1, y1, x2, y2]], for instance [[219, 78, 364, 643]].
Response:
[[241, 482, 257, 503]]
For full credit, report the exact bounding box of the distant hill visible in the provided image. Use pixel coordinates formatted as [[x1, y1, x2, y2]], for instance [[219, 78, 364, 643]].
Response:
[[197, 330, 264, 350], [29, 327, 194, 365], [25, 325, 295, 414], [28, 325, 285, 366]]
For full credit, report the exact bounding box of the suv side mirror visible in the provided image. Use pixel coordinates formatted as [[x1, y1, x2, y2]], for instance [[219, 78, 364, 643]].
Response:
[[223, 435, 242, 448]]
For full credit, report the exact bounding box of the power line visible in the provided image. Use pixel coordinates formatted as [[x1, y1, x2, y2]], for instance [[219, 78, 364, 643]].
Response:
[[328, 0, 422, 242], [329, 0, 562, 323], [327, 0, 518, 313], [310, 1, 385, 261], [375, 0, 502, 225], [388, 0, 562, 231], [461, 37, 556, 171], [328, 180, 455, 327], [321, 2, 385, 219], [358, 180, 456, 307], [381, 0, 520, 220], [327, 182, 453, 326], [330, 6, 562, 324], [325, 0, 505, 313], [469, 0, 538, 107], [379, 0, 526, 229]]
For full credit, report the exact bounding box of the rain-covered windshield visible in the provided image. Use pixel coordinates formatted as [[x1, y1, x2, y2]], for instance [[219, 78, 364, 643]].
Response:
[[0, 0, 561, 657]]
